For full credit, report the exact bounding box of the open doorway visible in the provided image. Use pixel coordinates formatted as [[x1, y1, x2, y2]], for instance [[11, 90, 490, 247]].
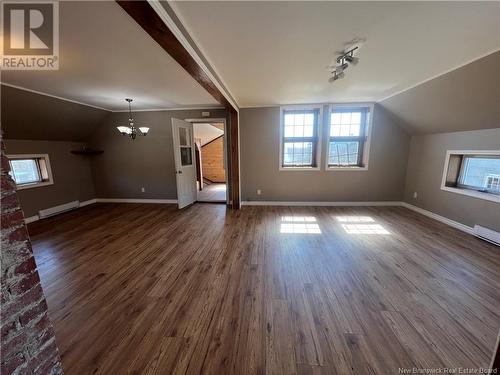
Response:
[[192, 120, 227, 203]]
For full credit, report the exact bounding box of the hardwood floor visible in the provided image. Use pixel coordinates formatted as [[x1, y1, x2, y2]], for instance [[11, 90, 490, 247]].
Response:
[[28, 203, 500, 375]]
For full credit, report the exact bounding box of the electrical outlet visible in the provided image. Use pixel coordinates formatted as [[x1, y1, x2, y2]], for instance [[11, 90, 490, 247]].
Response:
[[413, 192, 418, 199], [202, 111, 210, 117], [257, 189, 262, 195], [141, 187, 145, 193]]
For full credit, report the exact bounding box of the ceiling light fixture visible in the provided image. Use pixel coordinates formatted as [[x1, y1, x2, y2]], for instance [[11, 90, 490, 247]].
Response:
[[116, 99, 149, 139], [328, 46, 360, 83]]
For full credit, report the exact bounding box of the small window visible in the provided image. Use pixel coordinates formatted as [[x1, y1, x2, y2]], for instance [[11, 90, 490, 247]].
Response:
[[7, 154, 53, 190], [327, 106, 371, 169], [441, 151, 500, 203], [457, 156, 500, 195], [280, 107, 321, 169]]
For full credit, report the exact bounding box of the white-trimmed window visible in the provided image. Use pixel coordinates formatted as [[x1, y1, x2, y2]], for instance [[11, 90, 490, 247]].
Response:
[[327, 105, 373, 170], [280, 106, 322, 170], [7, 154, 54, 190], [441, 150, 500, 203]]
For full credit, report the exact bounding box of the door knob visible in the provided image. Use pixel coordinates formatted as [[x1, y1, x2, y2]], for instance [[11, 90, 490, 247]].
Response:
[[178, 170, 182, 174]]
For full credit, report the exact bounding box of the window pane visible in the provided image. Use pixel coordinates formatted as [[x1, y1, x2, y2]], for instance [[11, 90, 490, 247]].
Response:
[[329, 142, 359, 166], [293, 125, 304, 137], [180, 147, 192, 166], [351, 112, 361, 125], [349, 124, 360, 136], [341, 112, 351, 125], [330, 125, 341, 137], [459, 157, 500, 193], [179, 127, 188, 146], [331, 113, 341, 125], [304, 113, 314, 126], [10, 159, 41, 185], [304, 124, 313, 137], [283, 142, 313, 166], [284, 114, 294, 126], [283, 110, 317, 139], [330, 110, 363, 137], [294, 113, 304, 126]]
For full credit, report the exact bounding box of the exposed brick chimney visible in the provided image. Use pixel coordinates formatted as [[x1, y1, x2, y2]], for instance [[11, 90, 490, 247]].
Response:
[[1, 136, 63, 374]]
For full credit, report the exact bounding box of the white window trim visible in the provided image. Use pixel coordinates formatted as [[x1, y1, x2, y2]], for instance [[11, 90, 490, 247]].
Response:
[[325, 103, 374, 171], [441, 149, 500, 204], [279, 104, 323, 171], [7, 154, 54, 190]]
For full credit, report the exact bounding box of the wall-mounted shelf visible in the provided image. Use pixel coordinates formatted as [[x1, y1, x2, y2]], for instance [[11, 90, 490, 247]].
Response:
[[70, 150, 104, 156]]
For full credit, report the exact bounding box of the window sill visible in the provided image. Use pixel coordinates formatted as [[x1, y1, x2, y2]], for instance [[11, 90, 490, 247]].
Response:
[[441, 186, 500, 204], [326, 166, 368, 171], [16, 181, 54, 190], [279, 166, 320, 171]]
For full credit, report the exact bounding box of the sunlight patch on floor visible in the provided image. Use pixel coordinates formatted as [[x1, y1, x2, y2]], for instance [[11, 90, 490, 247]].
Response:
[[280, 216, 321, 234], [335, 216, 390, 235]]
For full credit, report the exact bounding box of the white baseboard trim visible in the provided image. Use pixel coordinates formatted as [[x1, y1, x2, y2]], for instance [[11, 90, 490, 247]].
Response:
[[400, 202, 474, 235], [241, 201, 402, 207], [24, 215, 39, 224], [22, 198, 475, 238], [24, 198, 98, 224], [96, 198, 177, 204], [80, 198, 97, 207]]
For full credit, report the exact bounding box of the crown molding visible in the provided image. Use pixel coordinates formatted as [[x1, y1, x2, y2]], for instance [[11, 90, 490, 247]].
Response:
[[1, 82, 225, 113], [0, 82, 112, 111]]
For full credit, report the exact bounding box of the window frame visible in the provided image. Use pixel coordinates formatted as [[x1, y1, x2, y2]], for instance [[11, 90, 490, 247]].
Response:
[[441, 150, 500, 203], [7, 154, 54, 190], [325, 103, 374, 171], [279, 105, 323, 171]]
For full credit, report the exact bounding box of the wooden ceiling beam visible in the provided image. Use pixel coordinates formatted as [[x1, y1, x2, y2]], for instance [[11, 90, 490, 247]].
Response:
[[116, 1, 241, 209]]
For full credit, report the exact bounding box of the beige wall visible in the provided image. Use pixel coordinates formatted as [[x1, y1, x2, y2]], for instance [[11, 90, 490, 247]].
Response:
[[88, 109, 228, 199], [240, 104, 410, 202], [1, 85, 109, 141], [379, 51, 500, 135], [4, 140, 96, 217], [404, 128, 500, 231]]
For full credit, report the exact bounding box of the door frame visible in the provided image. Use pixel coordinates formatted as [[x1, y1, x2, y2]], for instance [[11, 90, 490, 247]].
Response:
[[185, 117, 229, 205]]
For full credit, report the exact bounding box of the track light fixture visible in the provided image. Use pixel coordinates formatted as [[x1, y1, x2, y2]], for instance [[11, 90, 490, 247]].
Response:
[[328, 46, 360, 83]]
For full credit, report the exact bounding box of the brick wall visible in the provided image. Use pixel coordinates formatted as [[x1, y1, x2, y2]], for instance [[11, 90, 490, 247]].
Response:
[[201, 136, 226, 183], [1, 138, 63, 374]]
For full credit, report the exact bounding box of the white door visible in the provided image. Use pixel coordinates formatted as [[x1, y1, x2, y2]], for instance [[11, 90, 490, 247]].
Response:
[[172, 118, 197, 208]]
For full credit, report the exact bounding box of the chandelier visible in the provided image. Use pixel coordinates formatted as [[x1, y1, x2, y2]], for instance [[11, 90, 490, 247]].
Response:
[[116, 99, 149, 139]]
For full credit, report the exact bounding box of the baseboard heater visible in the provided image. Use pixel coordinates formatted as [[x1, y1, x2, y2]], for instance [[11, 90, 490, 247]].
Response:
[[38, 200, 80, 219], [473, 225, 500, 246]]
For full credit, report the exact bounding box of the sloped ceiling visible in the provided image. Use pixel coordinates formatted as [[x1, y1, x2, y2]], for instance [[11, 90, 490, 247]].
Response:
[[379, 51, 500, 134], [1, 85, 109, 141], [0, 1, 219, 110]]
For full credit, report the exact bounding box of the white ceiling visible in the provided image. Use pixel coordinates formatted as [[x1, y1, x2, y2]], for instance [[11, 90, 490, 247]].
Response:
[[194, 123, 224, 146], [170, 1, 500, 108], [0, 1, 220, 111]]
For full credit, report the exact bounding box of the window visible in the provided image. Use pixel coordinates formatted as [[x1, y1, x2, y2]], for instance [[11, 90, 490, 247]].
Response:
[[7, 154, 53, 190], [327, 105, 372, 169], [441, 150, 500, 203], [280, 107, 321, 169]]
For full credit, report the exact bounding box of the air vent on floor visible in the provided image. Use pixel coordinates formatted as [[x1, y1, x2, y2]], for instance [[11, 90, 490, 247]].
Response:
[[473, 225, 500, 246], [38, 201, 80, 219]]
